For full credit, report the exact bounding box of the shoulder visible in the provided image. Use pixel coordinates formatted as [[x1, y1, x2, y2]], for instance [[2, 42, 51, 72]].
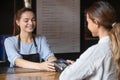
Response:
[[5, 36, 17, 43], [4, 36, 18, 47], [82, 42, 109, 59], [85, 44, 98, 52], [80, 44, 98, 59], [35, 35, 47, 41]]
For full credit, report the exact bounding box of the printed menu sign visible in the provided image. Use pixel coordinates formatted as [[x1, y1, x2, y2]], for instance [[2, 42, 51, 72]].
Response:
[[37, 0, 80, 53]]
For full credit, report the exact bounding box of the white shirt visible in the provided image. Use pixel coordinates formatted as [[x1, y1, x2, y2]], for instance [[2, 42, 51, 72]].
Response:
[[59, 36, 116, 80]]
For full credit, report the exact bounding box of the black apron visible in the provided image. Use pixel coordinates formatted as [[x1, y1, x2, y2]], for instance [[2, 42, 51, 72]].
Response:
[[18, 35, 40, 62]]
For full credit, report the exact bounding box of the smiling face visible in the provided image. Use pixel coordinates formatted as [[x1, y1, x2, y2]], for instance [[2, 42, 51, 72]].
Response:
[[16, 11, 36, 34], [86, 13, 99, 37]]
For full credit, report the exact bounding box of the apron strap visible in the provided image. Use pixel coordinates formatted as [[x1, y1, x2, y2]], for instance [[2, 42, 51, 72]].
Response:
[[17, 34, 40, 62], [18, 34, 38, 53]]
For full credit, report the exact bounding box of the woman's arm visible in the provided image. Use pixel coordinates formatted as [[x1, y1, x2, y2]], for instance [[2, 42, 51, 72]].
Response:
[[15, 58, 55, 71]]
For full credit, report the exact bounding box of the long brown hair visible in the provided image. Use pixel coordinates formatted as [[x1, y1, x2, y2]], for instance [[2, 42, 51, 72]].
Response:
[[110, 23, 120, 80], [86, 1, 117, 31], [13, 8, 36, 36]]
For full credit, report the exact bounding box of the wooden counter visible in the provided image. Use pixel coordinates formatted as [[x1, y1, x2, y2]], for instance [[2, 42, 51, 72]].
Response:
[[0, 67, 60, 80]]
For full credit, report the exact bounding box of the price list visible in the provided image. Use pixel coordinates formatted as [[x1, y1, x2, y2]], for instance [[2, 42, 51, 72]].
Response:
[[37, 0, 80, 53]]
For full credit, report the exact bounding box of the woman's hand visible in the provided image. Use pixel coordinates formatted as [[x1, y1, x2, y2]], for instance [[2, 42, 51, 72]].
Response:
[[37, 61, 55, 71], [66, 60, 75, 65]]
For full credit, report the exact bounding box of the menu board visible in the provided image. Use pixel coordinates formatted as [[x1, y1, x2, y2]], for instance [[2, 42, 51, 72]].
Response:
[[37, 0, 80, 53]]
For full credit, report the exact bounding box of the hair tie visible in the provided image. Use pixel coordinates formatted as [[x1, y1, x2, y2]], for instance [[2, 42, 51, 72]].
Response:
[[112, 22, 117, 27]]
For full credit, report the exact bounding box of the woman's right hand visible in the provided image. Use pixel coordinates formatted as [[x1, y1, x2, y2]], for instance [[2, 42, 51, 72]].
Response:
[[37, 61, 55, 71]]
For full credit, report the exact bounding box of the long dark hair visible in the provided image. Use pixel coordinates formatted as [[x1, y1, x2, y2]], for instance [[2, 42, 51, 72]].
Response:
[[86, 1, 117, 31], [13, 8, 36, 36]]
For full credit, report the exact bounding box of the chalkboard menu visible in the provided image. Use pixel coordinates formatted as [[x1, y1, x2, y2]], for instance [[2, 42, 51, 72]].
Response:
[[37, 0, 80, 53]]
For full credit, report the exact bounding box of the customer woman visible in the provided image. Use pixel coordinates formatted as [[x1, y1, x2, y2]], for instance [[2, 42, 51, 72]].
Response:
[[59, 1, 118, 80], [4, 8, 57, 71]]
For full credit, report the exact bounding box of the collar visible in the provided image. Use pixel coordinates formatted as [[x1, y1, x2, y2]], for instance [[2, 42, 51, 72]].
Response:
[[98, 36, 110, 44]]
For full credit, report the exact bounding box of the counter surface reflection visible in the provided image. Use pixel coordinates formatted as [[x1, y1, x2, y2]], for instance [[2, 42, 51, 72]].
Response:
[[0, 67, 60, 80]]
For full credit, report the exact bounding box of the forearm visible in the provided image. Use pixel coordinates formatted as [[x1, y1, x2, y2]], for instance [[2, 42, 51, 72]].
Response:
[[15, 58, 56, 71], [15, 58, 40, 69]]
